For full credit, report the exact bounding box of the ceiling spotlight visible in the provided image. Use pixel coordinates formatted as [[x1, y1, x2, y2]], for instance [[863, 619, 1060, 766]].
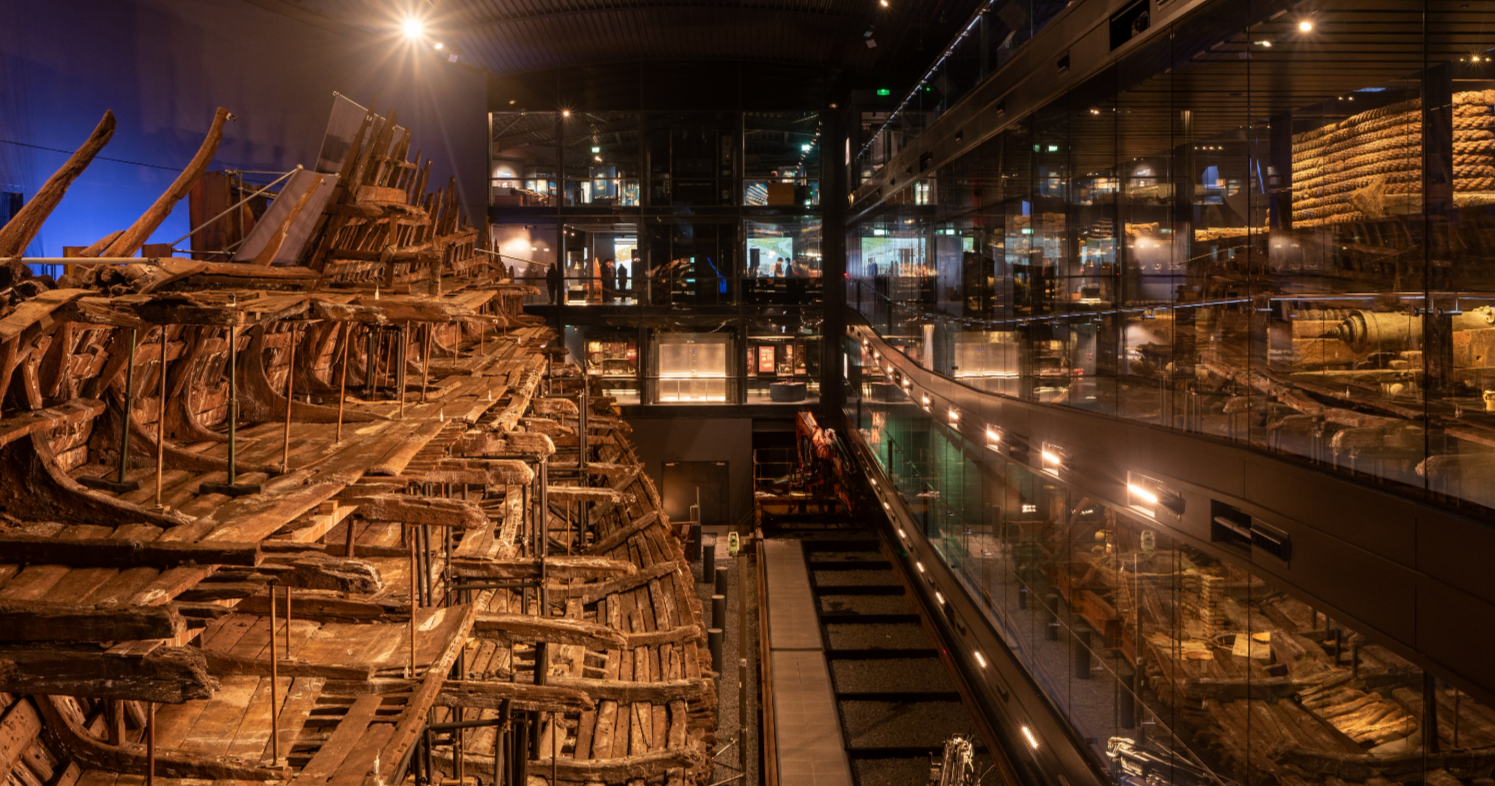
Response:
[[1254, 39, 1272, 47], [402, 17, 425, 38], [434, 42, 445, 50], [1298, 20, 1313, 32], [562, 110, 572, 118], [880, 0, 888, 6]]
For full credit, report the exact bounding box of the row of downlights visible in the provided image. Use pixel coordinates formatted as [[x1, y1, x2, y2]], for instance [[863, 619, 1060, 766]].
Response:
[[860, 388, 1045, 755]]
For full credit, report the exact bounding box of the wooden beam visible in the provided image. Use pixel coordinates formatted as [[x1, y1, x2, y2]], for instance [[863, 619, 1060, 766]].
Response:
[[585, 511, 661, 555], [0, 646, 218, 704], [202, 649, 376, 682], [547, 677, 712, 704], [0, 111, 116, 257], [348, 494, 486, 529], [0, 534, 261, 568], [436, 680, 595, 713], [98, 108, 233, 259], [528, 747, 703, 782], [472, 612, 627, 649], [450, 555, 635, 581], [0, 601, 186, 642], [571, 560, 680, 606]]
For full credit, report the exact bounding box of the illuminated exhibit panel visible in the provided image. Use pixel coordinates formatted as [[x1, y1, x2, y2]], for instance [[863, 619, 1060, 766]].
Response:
[[654, 332, 731, 403]]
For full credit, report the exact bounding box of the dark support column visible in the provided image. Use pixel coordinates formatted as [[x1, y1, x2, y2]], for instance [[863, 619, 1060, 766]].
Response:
[[1268, 111, 1294, 231], [821, 98, 849, 423], [1425, 61, 1456, 400]]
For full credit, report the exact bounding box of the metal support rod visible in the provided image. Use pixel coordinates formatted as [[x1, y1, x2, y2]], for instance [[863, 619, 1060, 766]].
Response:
[[156, 327, 168, 505], [146, 702, 156, 786], [409, 529, 418, 678], [166, 166, 299, 247], [336, 325, 350, 442], [366, 327, 379, 401], [421, 323, 432, 403], [282, 324, 296, 473], [119, 328, 138, 483], [269, 584, 280, 765], [284, 586, 293, 659], [398, 325, 408, 418], [227, 325, 239, 484]]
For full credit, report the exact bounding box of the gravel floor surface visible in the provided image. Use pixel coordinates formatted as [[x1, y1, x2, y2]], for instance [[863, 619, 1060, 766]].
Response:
[[826, 622, 933, 651], [839, 700, 972, 748], [831, 657, 957, 694], [819, 594, 912, 616], [814, 568, 900, 587], [808, 550, 888, 563], [853, 757, 931, 786]]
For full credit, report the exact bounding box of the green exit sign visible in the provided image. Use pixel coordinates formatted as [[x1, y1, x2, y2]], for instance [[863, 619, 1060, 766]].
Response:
[[877, 88, 891, 96]]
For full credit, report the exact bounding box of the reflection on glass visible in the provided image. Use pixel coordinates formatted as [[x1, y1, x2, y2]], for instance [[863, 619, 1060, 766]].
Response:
[[845, 0, 1495, 519], [853, 384, 1495, 786]]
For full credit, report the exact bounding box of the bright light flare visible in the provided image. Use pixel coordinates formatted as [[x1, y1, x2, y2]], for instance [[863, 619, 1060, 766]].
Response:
[[1041, 450, 1060, 465], [1298, 20, 1313, 32], [402, 17, 425, 38], [1022, 726, 1040, 749], [1128, 483, 1159, 506], [974, 650, 988, 668]]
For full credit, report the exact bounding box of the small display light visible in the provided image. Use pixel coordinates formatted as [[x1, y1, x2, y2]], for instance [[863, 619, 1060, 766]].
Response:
[[1298, 20, 1313, 32], [974, 651, 988, 668], [1022, 726, 1040, 750]]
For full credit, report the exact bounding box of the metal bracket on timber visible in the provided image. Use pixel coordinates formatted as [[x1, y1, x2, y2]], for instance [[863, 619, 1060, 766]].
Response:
[[35, 694, 293, 780], [0, 432, 189, 528], [237, 325, 379, 424]]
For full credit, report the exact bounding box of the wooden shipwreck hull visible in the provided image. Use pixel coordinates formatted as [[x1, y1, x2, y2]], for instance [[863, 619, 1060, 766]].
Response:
[[0, 102, 715, 786]]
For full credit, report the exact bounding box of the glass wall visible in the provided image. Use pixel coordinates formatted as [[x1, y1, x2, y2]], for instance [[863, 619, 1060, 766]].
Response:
[[850, 0, 1495, 518], [849, 344, 1495, 786]]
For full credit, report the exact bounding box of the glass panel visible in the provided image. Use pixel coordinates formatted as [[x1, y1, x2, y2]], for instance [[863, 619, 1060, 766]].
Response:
[[561, 112, 641, 207], [490, 112, 558, 206], [649, 331, 734, 404]]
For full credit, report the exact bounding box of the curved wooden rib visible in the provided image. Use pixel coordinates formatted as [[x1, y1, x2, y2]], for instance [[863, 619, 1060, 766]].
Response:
[[163, 327, 228, 444], [0, 431, 189, 527], [97, 107, 234, 259], [0, 111, 116, 257], [119, 400, 279, 475], [36, 696, 290, 781], [236, 325, 380, 424]]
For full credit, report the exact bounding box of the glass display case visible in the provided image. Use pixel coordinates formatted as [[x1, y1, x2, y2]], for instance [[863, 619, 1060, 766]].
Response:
[[745, 330, 821, 403], [650, 332, 732, 404], [584, 334, 639, 404]]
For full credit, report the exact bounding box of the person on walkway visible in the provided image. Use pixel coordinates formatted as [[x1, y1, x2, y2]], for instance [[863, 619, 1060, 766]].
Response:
[[546, 262, 563, 304]]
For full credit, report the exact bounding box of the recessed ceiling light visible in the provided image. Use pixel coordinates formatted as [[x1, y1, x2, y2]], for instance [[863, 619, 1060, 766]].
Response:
[[1298, 20, 1313, 32], [402, 18, 424, 38]]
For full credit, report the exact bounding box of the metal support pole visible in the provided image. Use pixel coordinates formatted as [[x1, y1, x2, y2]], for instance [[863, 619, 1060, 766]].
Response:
[[409, 530, 418, 677], [336, 325, 350, 442], [269, 584, 280, 765], [84, 328, 142, 493], [282, 324, 296, 473], [200, 320, 260, 496], [155, 327, 168, 506]]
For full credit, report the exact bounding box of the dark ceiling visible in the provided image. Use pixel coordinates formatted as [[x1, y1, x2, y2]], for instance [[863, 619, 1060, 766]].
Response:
[[250, 0, 986, 98]]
